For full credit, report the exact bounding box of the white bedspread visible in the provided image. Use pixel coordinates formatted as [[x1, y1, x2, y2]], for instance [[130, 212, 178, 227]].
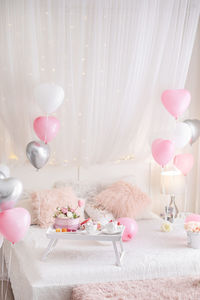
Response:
[[4, 219, 200, 300]]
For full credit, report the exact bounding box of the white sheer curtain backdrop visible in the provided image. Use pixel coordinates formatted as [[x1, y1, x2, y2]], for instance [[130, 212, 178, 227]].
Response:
[[0, 0, 199, 166]]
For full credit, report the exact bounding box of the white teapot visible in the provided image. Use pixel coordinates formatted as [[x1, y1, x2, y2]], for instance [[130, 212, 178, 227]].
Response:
[[105, 221, 118, 233]]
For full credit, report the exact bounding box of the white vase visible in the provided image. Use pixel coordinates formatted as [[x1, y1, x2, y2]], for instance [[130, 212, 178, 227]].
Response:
[[187, 231, 200, 249]]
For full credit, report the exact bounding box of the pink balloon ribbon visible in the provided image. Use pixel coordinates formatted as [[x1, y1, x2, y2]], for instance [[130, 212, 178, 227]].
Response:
[[161, 89, 191, 119], [0, 207, 31, 244], [33, 116, 60, 143], [152, 139, 175, 167], [173, 153, 194, 176]]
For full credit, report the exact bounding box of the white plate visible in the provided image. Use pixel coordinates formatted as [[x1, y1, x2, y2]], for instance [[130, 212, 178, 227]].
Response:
[[101, 229, 123, 235], [81, 230, 101, 235]]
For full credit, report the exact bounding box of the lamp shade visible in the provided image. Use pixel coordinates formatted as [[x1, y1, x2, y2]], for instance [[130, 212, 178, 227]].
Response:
[[160, 170, 185, 195]]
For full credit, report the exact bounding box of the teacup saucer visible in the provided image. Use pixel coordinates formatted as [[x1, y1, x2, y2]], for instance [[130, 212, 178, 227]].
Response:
[[101, 228, 123, 235]]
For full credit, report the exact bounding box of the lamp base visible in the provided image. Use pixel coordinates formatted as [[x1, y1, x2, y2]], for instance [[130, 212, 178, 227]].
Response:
[[165, 195, 179, 223]]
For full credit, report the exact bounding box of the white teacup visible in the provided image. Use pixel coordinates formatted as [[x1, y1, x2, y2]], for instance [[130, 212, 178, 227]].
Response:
[[105, 222, 118, 233], [85, 222, 97, 234]]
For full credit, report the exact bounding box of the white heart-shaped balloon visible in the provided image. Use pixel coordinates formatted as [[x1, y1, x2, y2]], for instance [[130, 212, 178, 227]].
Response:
[[34, 83, 64, 114], [173, 122, 191, 149], [0, 177, 23, 211]]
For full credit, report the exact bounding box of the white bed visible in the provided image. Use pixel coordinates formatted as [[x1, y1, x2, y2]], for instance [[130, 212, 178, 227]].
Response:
[[4, 218, 200, 300]]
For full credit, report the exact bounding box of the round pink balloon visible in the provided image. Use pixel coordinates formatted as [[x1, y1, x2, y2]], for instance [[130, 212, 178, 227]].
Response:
[[0, 208, 31, 244], [152, 138, 175, 167], [117, 217, 138, 242], [173, 153, 194, 176], [185, 214, 200, 223], [161, 89, 191, 119], [33, 116, 60, 143]]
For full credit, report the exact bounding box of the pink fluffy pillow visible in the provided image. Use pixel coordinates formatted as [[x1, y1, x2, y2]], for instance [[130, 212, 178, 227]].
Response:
[[32, 187, 84, 228], [94, 181, 151, 219]]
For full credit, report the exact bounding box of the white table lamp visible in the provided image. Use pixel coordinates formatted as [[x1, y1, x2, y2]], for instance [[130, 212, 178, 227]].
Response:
[[161, 170, 185, 222]]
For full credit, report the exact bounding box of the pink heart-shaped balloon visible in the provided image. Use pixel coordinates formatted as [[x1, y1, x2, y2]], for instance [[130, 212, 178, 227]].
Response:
[[161, 89, 191, 119], [173, 153, 194, 176], [0, 208, 30, 244], [33, 116, 60, 143], [152, 139, 175, 167]]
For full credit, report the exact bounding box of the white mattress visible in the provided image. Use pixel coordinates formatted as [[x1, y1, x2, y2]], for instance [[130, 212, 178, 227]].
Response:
[[4, 219, 200, 300]]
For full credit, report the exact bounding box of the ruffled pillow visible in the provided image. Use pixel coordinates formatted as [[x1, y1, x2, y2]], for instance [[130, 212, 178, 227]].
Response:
[[85, 199, 114, 223], [94, 181, 151, 219], [31, 187, 85, 228]]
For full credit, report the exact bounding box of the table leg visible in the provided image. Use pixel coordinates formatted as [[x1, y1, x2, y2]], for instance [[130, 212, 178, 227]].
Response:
[[119, 239, 124, 253], [42, 238, 58, 261], [119, 239, 125, 262], [112, 241, 121, 266]]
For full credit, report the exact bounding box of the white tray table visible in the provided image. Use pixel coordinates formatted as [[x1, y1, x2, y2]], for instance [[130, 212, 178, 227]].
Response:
[[42, 227, 125, 266]]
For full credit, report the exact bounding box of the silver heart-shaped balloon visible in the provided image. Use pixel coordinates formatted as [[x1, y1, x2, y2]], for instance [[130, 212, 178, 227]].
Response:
[[184, 119, 200, 145], [26, 141, 50, 169], [0, 177, 23, 209]]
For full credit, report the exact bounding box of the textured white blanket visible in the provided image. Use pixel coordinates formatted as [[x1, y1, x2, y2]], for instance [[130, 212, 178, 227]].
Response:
[[4, 219, 200, 300]]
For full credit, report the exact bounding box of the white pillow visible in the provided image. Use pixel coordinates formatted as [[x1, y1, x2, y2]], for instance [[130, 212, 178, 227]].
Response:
[[135, 211, 161, 220], [53, 180, 104, 199], [85, 200, 114, 223]]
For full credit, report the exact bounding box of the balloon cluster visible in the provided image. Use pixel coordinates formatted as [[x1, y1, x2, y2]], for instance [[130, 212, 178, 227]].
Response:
[[0, 164, 30, 245], [151, 89, 199, 176], [26, 83, 64, 170]]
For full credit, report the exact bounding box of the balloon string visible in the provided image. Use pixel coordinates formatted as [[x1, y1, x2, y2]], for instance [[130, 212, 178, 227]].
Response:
[[44, 114, 49, 144], [161, 167, 166, 221], [184, 176, 188, 212], [38, 192, 41, 222], [4, 244, 12, 300], [1, 243, 4, 299]]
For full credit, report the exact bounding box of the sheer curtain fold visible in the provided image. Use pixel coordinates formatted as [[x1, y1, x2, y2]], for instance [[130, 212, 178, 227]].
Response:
[[0, 0, 199, 166]]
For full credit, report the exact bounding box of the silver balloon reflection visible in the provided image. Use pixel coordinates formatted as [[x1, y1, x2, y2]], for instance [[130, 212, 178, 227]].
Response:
[[0, 177, 23, 207], [0, 165, 10, 178], [184, 119, 200, 145], [26, 141, 50, 170], [0, 171, 6, 180]]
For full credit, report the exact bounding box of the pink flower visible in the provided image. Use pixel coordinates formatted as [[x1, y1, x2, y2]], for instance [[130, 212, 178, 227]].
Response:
[[71, 208, 75, 213], [78, 199, 84, 208], [61, 207, 68, 214]]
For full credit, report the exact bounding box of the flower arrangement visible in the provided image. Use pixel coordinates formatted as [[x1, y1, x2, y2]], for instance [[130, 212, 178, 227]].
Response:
[[184, 221, 200, 233], [54, 200, 84, 219]]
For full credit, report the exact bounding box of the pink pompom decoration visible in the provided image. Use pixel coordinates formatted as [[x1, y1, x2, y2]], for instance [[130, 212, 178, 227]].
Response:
[[78, 199, 84, 208], [117, 217, 138, 242], [185, 214, 200, 223]]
